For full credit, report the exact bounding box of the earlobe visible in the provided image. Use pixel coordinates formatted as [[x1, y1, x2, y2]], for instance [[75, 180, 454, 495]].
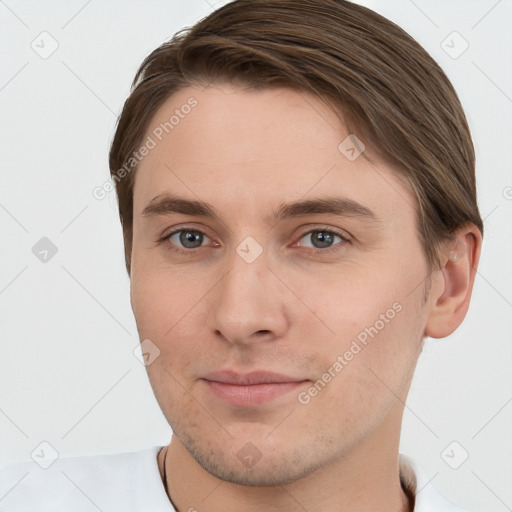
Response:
[[424, 224, 482, 339]]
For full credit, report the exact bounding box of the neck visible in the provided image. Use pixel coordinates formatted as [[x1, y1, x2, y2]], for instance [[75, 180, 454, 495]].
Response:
[[158, 426, 412, 512]]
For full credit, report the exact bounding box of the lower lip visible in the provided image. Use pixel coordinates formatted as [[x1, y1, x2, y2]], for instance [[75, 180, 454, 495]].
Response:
[[202, 380, 307, 407]]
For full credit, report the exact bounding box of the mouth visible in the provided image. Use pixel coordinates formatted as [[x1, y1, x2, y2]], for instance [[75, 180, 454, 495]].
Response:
[[201, 370, 309, 407]]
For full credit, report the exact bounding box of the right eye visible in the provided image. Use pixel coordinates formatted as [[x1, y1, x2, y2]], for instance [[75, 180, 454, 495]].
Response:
[[161, 228, 214, 254]]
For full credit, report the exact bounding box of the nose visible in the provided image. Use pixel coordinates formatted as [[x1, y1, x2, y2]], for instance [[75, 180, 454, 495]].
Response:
[[206, 244, 289, 346]]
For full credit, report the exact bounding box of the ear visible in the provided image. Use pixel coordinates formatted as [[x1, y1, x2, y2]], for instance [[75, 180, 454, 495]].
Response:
[[424, 223, 482, 339]]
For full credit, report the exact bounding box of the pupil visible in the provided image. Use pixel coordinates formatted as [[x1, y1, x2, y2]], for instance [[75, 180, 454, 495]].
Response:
[[313, 231, 333, 248], [180, 231, 202, 248]]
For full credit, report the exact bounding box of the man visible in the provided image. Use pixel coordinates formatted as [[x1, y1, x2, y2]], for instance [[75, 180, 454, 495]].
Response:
[[0, 0, 483, 510]]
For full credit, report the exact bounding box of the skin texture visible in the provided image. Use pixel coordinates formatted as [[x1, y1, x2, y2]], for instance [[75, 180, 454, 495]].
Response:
[[130, 84, 481, 512]]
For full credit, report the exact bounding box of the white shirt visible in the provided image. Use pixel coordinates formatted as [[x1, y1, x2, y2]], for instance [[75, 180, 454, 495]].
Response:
[[0, 446, 470, 511]]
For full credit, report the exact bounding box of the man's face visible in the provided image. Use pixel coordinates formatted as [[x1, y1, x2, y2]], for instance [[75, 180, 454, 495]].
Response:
[[130, 84, 433, 485]]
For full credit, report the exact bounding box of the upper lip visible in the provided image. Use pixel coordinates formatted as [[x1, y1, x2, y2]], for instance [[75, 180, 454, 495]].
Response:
[[203, 370, 306, 385]]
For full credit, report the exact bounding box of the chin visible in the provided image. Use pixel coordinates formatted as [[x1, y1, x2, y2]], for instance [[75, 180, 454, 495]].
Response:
[[192, 450, 317, 487], [176, 425, 341, 487]]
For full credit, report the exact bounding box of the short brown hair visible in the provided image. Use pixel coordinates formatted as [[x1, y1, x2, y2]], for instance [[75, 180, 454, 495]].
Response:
[[109, 0, 483, 276]]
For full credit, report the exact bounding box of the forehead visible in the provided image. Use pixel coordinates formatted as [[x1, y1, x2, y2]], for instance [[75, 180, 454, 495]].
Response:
[[133, 84, 416, 221]]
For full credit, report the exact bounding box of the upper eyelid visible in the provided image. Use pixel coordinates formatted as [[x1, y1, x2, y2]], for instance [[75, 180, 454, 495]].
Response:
[[164, 224, 349, 237], [164, 225, 213, 238]]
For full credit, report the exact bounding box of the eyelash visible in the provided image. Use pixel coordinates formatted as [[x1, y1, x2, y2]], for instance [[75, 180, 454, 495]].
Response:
[[158, 225, 350, 256]]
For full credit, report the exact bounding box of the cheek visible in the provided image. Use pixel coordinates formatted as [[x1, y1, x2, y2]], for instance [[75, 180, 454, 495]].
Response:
[[298, 266, 401, 343], [300, 260, 425, 393], [130, 267, 204, 411], [130, 263, 219, 396], [130, 261, 201, 342]]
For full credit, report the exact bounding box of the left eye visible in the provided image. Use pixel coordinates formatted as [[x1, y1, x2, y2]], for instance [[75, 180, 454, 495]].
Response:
[[297, 229, 346, 250]]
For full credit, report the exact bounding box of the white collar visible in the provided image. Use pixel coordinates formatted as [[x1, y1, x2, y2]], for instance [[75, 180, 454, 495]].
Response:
[[399, 454, 469, 511]]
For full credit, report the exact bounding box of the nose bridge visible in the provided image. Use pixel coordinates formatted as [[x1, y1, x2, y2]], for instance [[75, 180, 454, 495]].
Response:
[[207, 240, 288, 344]]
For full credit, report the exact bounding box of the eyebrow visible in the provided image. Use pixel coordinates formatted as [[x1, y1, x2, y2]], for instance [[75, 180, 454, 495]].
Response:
[[141, 193, 379, 225]]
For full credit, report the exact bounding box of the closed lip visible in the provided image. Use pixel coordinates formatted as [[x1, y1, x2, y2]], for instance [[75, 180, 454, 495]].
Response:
[[202, 370, 307, 385]]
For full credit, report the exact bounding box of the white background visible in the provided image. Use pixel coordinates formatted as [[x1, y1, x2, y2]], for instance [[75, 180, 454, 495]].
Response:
[[0, 0, 511, 510]]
